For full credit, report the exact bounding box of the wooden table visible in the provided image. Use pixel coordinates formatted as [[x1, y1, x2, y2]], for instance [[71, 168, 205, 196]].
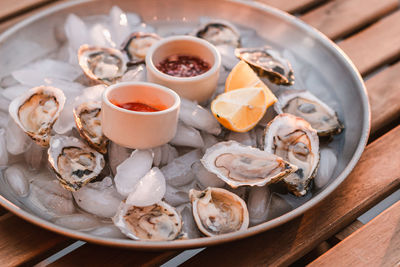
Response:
[[1, 0, 400, 266]]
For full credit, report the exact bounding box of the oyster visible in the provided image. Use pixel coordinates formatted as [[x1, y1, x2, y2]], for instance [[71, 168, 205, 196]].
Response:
[[78, 44, 127, 85], [189, 187, 249, 236], [48, 135, 105, 191], [121, 32, 161, 64], [8, 86, 65, 147], [201, 141, 297, 188], [73, 101, 108, 154], [195, 20, 240, 47], [263, 113, 319, 196], [235, 46, 294, 85], [113, 200, 183, 241], [275, 90, 344, 136]]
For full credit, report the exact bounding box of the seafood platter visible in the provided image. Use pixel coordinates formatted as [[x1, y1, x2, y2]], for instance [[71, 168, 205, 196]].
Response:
[[0, 0, 369, 249]]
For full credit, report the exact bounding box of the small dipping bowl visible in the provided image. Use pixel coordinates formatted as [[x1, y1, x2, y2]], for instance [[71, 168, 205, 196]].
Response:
[[146, 35, 221, 103], [102, 82, 180, 149]]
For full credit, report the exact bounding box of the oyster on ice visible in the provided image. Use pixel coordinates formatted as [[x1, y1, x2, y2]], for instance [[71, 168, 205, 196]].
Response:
[[113, 200, 183, 241], [275, 90, 344, 136], [201, 141, 297, 188], [9, 86, 65, 147], [195, 20, 240, 47], [189, 187, 249, 236], [48, 135, 105, 191], [78, 44, 127, 85], [235, 46, 294, 85], [73, 101, 108, 154], [263, 113, 319, 196], [121, 32, 161, 64]]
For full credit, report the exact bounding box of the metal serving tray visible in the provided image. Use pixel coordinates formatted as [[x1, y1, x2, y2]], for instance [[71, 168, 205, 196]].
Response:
[[0, 0, 370, 249]]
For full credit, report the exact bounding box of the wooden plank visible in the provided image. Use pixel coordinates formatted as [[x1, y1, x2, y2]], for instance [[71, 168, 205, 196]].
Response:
[[339, 11, 400, 75], [334, 220, 364, 241], [49, 244, 178, 267], [309, 200, 400, 267], [182, 125, 400, 267], [0, 213, 72, 267], [301, 0, 398, 40], [367, 61, 400, 134], [0, 0, 54, 21], [258, 0, 326, 13]]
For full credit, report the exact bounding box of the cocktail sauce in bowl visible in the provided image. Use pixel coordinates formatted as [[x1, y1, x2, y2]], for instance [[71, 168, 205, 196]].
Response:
[[102, 82, 180, 149]]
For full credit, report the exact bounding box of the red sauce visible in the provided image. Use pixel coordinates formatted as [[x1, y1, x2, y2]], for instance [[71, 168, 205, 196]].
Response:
[[156, 54, 211, 77], [113, 101, 166, 112]]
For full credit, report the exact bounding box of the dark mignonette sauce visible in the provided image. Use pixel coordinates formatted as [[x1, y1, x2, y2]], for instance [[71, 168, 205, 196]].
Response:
[[156, 54, 211, 77]]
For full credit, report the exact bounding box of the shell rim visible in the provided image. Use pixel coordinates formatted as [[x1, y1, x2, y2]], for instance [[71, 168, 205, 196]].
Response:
[[0, 0, 370, 250]]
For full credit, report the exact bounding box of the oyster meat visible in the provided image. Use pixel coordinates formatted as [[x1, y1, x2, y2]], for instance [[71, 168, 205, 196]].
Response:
[[48, 135, 105, 191], [195, 20, 240, 47], [201, 141, 297, 188], [275, 90, 344, 136], [73, 101, 108, 153], [235, 46, 294, 85], [8, 86, 65, 147], [113, 200, 183, 241], [78, 44, 127, 85], [121, 32, 161, 64], [189, 187, 249, 236], [263, 113, 319, 196]]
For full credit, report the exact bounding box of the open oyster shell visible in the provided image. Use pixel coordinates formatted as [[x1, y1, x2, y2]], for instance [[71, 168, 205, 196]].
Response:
[[78, 44, 127, 85], [201, 141, 297, 188], [113, 200, 183, 241], [275, 90, 344, 136], [195, 20, 241, 47], [121, 32, 161, 65], [189, 187, 249, 237], [235, 46, 294, 85], [73, 101, 108, 154], [9, 86, 65, 147], [263, 113, 319, 196], [48, 135, 105, 191]]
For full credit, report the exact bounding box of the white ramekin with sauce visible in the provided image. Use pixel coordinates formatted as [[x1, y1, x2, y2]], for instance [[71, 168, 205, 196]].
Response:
[[145, 35, 221, 103], [102, 82, 180, 149]]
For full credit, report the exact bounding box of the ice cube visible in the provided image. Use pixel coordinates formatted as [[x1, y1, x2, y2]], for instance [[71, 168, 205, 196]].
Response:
[[4, 164, 29, 197], [192, 161, 225, 188], [6, 119, 31, 155], [170, 122, 204, 148], [90, 23, 116, 48], [120, 65, 146, 82], [161, 149, 202, 187], [53, 213, 102, 231], [73, 176, 123, 218], [179, 98, 221, 135], [0, 128, 8, 166], [24, 141, 45, 171], [109, 6, 131, 47], [114, 149, 153, 196], [315, 147, 337, 189], [108, 141, 132, 176], [176, 203, 202, 238], [247, 186, 270, 225], [126, 167, 166, 207], [1, 85, 29, 101]]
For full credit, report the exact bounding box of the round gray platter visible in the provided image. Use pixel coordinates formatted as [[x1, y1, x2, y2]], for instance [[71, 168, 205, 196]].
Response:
[[0, 0, 370, 249]]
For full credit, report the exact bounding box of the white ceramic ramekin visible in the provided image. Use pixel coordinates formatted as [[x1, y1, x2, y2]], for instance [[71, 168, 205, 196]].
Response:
[[145, 35, 221, 103], [102, 82, 180, 149]]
